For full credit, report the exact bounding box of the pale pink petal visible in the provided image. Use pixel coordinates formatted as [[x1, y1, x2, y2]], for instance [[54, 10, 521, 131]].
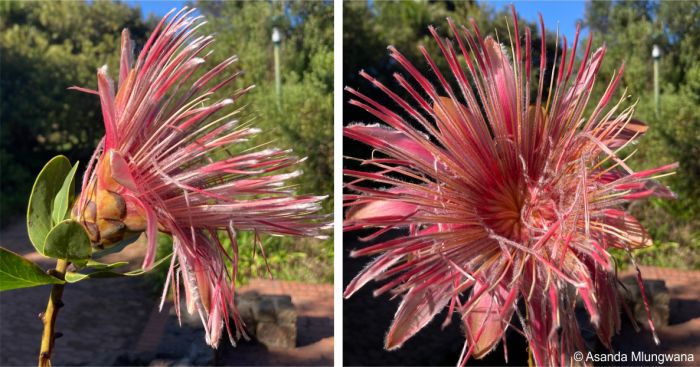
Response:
[[385, 282, 453, 350]]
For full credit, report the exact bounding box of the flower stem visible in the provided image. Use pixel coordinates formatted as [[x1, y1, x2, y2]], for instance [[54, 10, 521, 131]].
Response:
[[38, 259, 68, 367]]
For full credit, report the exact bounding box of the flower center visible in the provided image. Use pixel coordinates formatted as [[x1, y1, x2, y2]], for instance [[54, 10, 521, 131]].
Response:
[[478, 182, 561, 245], [478, 184, 525, 241]]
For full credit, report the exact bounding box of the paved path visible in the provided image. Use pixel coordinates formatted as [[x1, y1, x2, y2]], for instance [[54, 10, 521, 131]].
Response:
[[0, 218, 157, 366], [2, 217, 334, 366], [131, 279, 335, 366]]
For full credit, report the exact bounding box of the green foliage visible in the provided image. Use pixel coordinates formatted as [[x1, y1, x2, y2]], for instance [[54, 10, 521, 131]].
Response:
[[26, 156, 89, 261], [343, 1, 546, 91], [225, 231, 333, 285], [83, 259, 129, 270], [0, 0, 154, 225], [0, 247, 64, 291], [43, 219, 92, 261], [585, 0, 700, 268], [5, 154, 169, 290], [51, 162, 79, 224], [195, 0, 333, 201], [64, 252, 172, 283], [26, 155, 74, 254], [610, 238, 700, 271], [194, 1, 333, 283]]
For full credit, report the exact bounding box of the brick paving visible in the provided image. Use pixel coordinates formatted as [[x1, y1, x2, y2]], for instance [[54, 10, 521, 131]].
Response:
[[620, 265, 700, 285]]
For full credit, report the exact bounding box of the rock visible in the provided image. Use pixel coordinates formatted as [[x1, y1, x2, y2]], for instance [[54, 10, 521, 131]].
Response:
[[256, 322, 297, 349], [256, 296, 277, 323], [275, 296, 297, 326], [237, 291, 260, 336], [233, 292, 298, 349], [620, 278, 670, 329]]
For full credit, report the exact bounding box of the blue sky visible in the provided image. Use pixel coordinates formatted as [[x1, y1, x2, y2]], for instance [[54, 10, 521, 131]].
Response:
[[481, 1, 588, 40], [125, 0, 587, 40], [124, 1, 189, 19]]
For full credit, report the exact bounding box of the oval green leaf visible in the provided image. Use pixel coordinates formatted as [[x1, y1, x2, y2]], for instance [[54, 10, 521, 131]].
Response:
[[43, 219, 92, 261], [0, 247, 64, 291], [64, 253, 172, 283], [52, 161, 79, 225], [27, 155, 72, 254]]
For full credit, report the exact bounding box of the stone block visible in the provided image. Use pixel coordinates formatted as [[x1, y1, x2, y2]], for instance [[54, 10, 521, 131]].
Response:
[[274, 296, 297, 325], [620, 278, 670, 329], [256, 322, 297, 349], [256, 297, 277, 323], [232, 292, 298, 349], [236, 291, 260, 331]]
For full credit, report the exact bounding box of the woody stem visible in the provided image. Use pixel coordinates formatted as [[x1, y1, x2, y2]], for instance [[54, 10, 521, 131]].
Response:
[[38, 259, 68, 367]]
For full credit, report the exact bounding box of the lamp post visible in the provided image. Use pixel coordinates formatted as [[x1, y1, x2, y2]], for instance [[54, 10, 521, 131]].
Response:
[[652, 44, 661, 116], [272, 27, 282, 106]]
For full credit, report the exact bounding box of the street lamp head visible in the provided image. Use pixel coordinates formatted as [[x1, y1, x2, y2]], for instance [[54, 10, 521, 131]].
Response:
[[272, 27, 282, 44], [652, 44, 662, 59]]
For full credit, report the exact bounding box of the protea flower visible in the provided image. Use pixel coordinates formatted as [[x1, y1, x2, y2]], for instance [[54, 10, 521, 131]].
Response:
[[344, 9, 676, 366], [70, 8, 327, 347]]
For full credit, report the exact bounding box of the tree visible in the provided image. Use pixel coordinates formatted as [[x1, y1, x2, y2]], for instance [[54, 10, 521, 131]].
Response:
[[585, 0, 700, 266], [195, 0, 333, 201], [194, 0, 334, 283], [0, 0, 154, 224]]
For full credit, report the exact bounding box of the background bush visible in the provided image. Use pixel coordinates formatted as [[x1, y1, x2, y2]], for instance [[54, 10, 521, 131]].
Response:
[[1, 1, 153, 225]]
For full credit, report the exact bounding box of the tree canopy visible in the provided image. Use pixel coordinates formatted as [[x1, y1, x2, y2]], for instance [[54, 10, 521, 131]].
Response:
[[1, 1, 153, 224]]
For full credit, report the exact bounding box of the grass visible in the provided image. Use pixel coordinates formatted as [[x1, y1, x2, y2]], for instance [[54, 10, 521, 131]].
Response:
[[145, 231, 333, 294], [229, 231, 333, 285]]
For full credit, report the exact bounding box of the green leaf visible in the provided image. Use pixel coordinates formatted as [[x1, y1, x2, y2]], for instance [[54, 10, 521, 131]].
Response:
[[85, 259, 128, 270], [51, 161, 79, 225], [43, 220, 92, 261], [71, 259, 88, 269], [64, 253, 172, 283], [123, 253, 172, 276], [64, 271, 111, 283], [27, 155, 72, 254], [92, 233, 142, 259], [72, 259, 129, 270], [0, 247, 64, 291]]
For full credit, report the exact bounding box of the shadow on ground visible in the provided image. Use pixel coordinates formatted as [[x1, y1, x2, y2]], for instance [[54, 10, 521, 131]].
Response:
[[344, 232, 700, 366]]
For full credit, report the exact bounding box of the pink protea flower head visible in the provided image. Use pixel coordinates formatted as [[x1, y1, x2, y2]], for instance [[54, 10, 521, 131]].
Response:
[[70, 8, 327, 347], [344, 8, 677, 366]]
